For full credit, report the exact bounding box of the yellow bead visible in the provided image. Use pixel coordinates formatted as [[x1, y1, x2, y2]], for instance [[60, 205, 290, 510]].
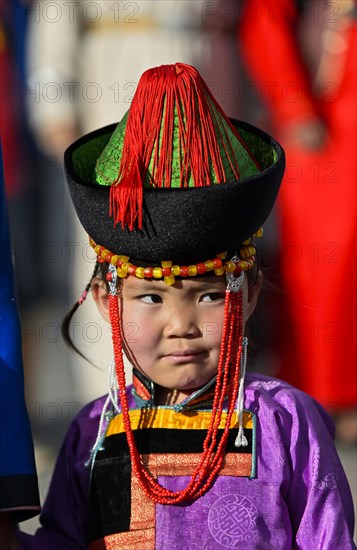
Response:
[[101, 249, 110, 260], [224, 261, 236, 273], [254, 227, 263, 237], [171, 265, 180, 276], [161, 260, 172, 268], [239, 260, 249, 271], [217, 252, 227, 259], [241, 238, 252, 246], [188, 265, 197, 276], [152, 267, 163, 278], [164, 275, 176, 285], [116, 268, 127, 278], [204, 260, 214, 271], [94, 245, 101, 255], [121, 262, 131, 272], [110, 255, 119, 265], [135, 267, 145, 279], [240, 246, 256, 259], [118, 255, 130, 263], [214, 267, 225, 276]]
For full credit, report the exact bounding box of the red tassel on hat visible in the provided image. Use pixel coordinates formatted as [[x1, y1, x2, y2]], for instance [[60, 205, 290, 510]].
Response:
[[110, 63, 258, 231]]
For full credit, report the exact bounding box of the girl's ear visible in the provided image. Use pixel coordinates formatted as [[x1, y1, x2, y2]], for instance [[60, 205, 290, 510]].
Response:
[[245, 270, 263, 321], [91, 279, 110, 322]]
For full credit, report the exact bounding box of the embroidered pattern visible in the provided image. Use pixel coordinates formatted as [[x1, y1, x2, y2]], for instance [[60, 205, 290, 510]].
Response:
[[208, 494, 258, 546]]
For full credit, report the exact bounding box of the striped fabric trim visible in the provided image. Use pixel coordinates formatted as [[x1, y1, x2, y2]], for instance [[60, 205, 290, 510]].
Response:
[[106, 408, 253, 435]]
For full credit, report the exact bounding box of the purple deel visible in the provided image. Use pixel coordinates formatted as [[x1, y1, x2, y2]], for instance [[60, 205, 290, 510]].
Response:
[[17, 373, 356, 549]]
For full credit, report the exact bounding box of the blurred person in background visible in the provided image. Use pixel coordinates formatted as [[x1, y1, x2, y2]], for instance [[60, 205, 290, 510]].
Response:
[[0, 0, 51, 306], [0, 151, 40, 545], [1, 4, 42, 545], [239, 0, 357, 442], [26, 0, 243, 155]]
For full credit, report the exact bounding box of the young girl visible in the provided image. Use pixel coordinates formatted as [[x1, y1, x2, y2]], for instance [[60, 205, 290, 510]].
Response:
[[17, 63, 355, 549]]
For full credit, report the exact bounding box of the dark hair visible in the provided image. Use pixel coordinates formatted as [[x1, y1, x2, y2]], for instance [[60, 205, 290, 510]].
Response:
[[61, 261, 106, 360]]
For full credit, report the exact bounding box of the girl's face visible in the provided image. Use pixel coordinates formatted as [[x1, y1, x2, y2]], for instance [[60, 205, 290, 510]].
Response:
[[93, 272, 261, 404], [121, 276, 227, 401]]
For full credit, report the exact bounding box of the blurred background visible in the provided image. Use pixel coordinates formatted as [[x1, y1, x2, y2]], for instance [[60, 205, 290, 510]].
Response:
[[1, 0, 356, 536]]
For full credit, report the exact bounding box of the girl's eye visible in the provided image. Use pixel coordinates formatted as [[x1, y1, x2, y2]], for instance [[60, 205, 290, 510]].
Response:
[[139, 294, 163, 304], [200, 293, 225, 303]]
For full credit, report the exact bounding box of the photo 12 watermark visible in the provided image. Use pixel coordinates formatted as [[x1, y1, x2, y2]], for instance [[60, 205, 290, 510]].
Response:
[[28, 1, 140, 24]]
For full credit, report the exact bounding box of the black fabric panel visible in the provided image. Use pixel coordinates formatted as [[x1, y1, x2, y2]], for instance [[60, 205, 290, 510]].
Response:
[[0, 474, 40, 521], [99, 427, 253, 459], [89, 454, 132, 541]]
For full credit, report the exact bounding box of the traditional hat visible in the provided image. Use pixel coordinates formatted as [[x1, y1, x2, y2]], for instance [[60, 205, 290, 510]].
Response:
[[64, 63, 285, 505], [65, 63, 285, 282]]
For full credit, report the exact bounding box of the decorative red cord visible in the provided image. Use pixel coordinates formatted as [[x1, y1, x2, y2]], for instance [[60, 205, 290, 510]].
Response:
[[108, 288, 244, 504], [109, 63, 260, 231]]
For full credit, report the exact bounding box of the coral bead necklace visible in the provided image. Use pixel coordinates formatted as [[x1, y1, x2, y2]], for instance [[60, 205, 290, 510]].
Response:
[[108, 267, 244, 504]]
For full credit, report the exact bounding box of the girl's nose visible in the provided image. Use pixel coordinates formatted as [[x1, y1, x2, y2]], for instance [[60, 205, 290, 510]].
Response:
[[163, 305, 201, 338]]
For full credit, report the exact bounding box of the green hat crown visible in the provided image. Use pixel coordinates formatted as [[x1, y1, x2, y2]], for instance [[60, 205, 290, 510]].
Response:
[[94, 63, 260, 230]]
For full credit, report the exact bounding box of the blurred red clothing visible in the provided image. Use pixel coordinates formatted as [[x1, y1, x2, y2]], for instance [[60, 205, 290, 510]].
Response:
[[240, 0, 357, 409]]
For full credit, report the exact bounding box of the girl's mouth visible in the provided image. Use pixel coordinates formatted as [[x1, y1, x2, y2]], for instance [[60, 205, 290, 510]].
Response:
[[163, 350, 207, 363]]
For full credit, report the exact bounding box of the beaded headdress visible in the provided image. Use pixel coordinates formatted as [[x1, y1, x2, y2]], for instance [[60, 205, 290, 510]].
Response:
[[64, 63, 285, 504]]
